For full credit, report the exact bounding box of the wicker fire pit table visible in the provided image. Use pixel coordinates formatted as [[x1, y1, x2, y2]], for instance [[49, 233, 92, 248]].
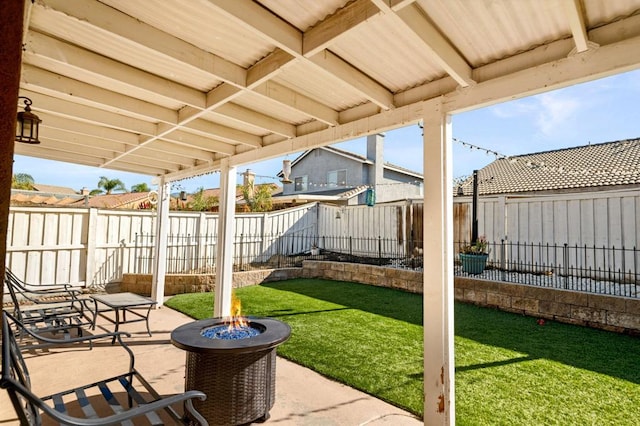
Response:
[[171, 317, 291, 426]]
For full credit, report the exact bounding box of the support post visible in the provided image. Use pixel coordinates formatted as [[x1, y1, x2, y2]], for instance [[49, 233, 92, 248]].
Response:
[[214, 160, 237, 318], [0, 1, 25, 306], [471, 169, 478, 244], [151, 179, 170, 307], [422, 100, 455, 425]]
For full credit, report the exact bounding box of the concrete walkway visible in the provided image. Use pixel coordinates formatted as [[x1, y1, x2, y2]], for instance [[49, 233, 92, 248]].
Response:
[[0, 304, 422, 425]]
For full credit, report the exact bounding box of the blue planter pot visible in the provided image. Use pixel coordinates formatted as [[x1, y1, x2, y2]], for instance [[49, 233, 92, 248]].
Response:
[[459, 253, 488, 274]]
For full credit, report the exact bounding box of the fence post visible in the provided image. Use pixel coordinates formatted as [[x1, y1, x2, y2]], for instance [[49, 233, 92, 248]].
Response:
[[349, 236, 353, 261], [239, 233, 244, 271], [500, 239, 506, 281], [278, 234, 282, 269], [563, 243, 569, 289], [378, 236, 382, 265]]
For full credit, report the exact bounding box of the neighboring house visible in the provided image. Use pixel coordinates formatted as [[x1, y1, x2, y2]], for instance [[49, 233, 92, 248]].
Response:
[[10, 184, 84, 207], [454, 137, 640, 247], [274, 134, 423, 206], [71, 192, 152, 209]]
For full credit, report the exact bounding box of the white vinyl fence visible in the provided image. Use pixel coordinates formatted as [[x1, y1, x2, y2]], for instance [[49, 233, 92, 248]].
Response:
[[5, 201, 422, 287], [454, 187, 640, 274]]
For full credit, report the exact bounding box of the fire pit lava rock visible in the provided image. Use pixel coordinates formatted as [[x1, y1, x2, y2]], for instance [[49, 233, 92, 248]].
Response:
[[171, 317, 291, 426]]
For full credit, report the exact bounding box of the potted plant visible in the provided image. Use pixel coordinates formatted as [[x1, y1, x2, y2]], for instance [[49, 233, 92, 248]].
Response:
[[459, 236, 489, 274]]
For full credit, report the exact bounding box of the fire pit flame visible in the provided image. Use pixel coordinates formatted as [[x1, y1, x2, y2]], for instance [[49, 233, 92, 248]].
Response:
[[228, 292, 247, 330], [200, 293, 263, 340]]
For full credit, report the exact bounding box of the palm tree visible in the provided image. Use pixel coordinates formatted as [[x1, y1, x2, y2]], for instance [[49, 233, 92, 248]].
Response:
[[130, 182, 150, 193], [11, 173, 36, 190], [242, 183, 273, 212], [96, 176, 127, 195], [188, 187, 218, 211]]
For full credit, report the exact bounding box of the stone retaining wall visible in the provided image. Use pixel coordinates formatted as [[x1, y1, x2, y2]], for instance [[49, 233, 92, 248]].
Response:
[[455, 276, 640, 334], [122, 260, 640, 334], [120, 268, 303, 295]]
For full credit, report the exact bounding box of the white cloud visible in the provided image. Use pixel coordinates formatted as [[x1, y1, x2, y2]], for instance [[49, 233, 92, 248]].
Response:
[[533, 92, 581, 136], [490, 100, 537, 118]]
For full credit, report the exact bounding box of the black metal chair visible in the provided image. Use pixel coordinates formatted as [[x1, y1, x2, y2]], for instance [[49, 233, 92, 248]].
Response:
[[4, 268, 95, 341], [0, 310, 209, 425]]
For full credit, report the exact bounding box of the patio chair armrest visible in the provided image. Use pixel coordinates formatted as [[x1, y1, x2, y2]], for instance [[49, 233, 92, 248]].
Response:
[[4, 311, 129, 345], [1, 376, 208, 426]]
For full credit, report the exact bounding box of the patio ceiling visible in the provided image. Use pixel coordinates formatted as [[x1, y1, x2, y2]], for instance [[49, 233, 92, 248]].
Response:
[[16, 0, 640, 182]]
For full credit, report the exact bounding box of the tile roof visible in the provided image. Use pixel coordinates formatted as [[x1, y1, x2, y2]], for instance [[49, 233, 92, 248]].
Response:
[[31, 184, 78, 194], [72, 192, 151, 209], [457, 138, 640, 196]]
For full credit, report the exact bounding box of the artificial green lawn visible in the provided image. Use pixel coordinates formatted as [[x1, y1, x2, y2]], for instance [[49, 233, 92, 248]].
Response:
[[165, 279, 640, 424]]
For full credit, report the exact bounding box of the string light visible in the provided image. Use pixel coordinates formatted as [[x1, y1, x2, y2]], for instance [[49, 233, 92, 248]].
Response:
[[453, 137, 508, 159]]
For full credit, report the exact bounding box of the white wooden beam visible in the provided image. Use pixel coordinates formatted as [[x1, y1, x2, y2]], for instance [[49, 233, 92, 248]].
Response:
[[151, 179, 170, 307], [22, 65, 178, 124], [246, 49, 296, 87], [38, 0, 247, 87], [445, 34, 640, 113], [38, 134, 125, 157], [160, 129, 237, 156], [204, 0, 302, 57], [562, 0, 590, 53], [214, 159, 236, 318], [144, 140, 215, 162], [396, 4, 474, 87], [303, 0, 380, 57], [18, 90, 158, 136], [422, 99, 454, 425], [184, 120, 263, 148], [308, 50, 394, 110], [24, 31, 205, 108], [207, 0, 395, 110], [37, 112, 141, 146], [253, 81, 339, 126], [214, 103, 297, 138]]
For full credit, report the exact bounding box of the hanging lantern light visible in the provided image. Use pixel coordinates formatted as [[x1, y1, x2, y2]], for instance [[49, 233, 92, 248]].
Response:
[[365, 187, 376, 207], [16, 97, 42, 144], [281, 159, 292, 184]]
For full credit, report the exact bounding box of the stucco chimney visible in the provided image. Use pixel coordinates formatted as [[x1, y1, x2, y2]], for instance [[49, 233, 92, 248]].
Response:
[[242, 169, 255, 198], [366, 133, 384, 187], [80, 187, 90, 196]]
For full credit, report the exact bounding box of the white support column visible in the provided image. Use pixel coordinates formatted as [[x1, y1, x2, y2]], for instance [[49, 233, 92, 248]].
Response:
[[85, 208, 98, 286], [214, 159, 237, 318], [151, 179, 170, 307], [422, 100, 455, 425]]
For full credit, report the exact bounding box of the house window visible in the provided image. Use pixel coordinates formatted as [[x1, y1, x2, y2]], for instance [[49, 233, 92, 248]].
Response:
[[328, 170, 347, 188], [294, 176, 308, 192]]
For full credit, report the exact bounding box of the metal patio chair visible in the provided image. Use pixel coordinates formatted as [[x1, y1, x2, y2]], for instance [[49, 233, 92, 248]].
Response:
[[4, 268, 95, 341], [1, 310, 208, 425]]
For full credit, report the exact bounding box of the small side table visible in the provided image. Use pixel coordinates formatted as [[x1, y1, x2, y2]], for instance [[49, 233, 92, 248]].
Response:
[[90, 293, 157, 340]]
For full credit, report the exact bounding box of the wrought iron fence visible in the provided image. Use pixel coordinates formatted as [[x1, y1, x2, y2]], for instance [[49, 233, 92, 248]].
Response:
[[133, 233, 422, 274], [133, 233, 640, 298], [455, 240, 640, 298]]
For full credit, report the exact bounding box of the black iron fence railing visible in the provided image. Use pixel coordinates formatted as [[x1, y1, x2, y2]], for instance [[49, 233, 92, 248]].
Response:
[[455, 240, 639, 298], [133, 234, 639, 298], [133, 233, 423, 274]]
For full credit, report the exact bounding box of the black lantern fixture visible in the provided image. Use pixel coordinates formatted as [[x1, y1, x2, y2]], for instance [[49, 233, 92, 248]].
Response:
[[16, 96, 41, 144]]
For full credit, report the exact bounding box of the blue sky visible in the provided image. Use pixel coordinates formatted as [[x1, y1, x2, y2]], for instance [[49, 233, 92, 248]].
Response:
[[13, 69, 640, 193]]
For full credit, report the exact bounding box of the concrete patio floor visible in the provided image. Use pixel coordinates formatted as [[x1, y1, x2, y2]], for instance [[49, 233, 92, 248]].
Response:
[[0, 303, 422, 425]]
